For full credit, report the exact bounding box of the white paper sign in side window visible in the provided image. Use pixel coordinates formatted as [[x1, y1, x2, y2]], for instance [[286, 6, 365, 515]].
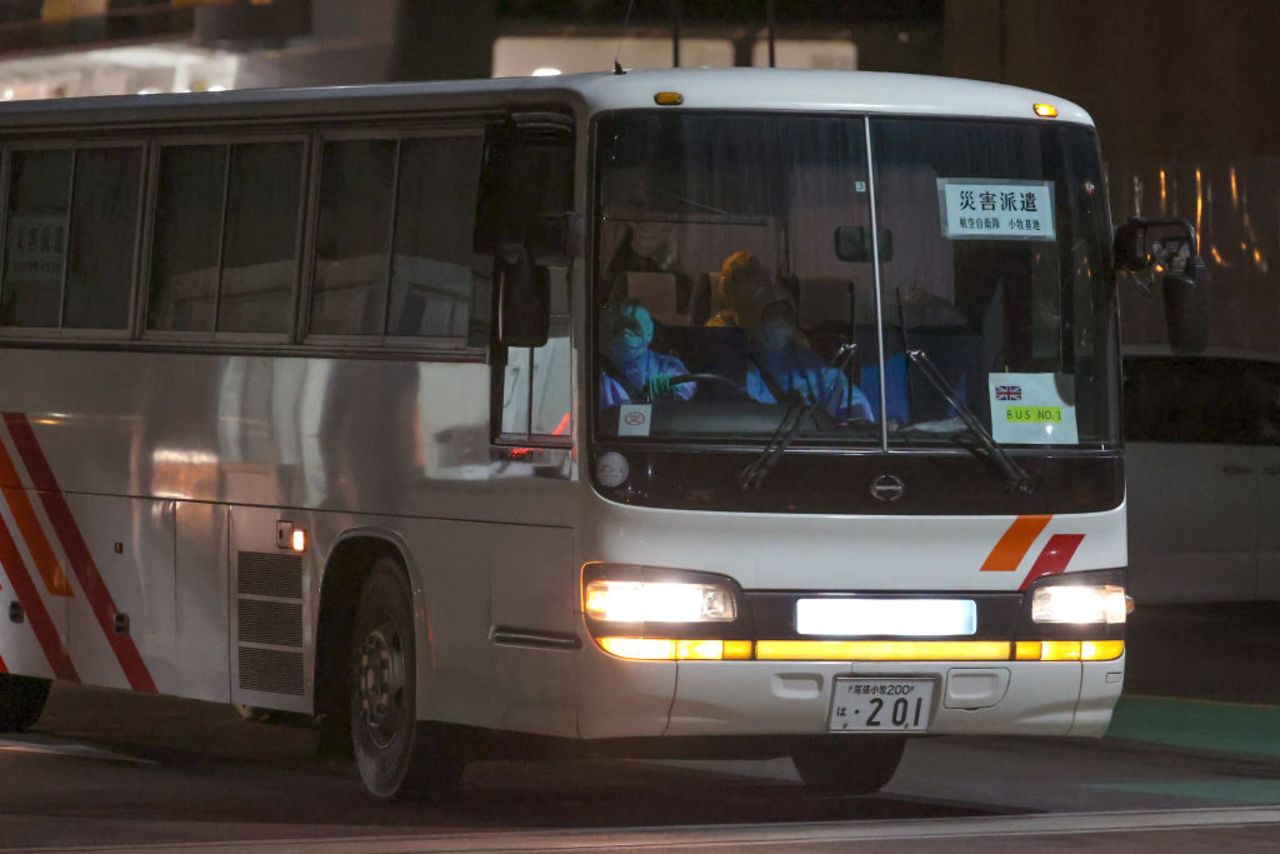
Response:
[[937, 179, 1056, 241]]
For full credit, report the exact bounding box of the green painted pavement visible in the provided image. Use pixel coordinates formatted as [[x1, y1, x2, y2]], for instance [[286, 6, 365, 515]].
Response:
[[1098, 779, 1280, 804], [1095, 696, 1280, 804], [1107, 695, 1280, 757]]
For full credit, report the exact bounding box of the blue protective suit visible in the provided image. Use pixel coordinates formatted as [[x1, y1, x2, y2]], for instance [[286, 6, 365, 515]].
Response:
[[600, 350, 695, 407], [746, 343, 874, 421]]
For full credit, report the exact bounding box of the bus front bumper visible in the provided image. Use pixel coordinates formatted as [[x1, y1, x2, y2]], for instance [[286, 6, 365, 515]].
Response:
[[577, 651, 1124, 740]]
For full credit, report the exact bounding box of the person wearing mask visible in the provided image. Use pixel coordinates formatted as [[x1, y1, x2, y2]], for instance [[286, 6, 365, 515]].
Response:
[[707, 250, 775, 335], [747, 297, 875, 422], [599, 299, 695, 408]]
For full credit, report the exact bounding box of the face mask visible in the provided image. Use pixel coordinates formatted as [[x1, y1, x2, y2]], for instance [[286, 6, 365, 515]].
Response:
[[609, 331, 647, 367], [759, 319, 793, 352]]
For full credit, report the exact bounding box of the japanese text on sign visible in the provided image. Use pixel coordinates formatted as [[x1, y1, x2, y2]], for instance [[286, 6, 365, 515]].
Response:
[[938, 179, 1055, 241], [6, 215, 67, 284]]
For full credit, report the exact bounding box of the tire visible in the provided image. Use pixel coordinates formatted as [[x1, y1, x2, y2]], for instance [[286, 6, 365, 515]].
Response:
[[0, 674, 51, 733], [790, 736, 906, 795], [349, 558, 464, 800], [234, 704, 278, 724]]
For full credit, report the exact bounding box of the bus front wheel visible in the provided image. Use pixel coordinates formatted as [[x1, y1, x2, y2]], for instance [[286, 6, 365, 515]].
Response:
[[0, 674, 51, 733], [349, 558, 464, 800], [790, 735, 906, 795]]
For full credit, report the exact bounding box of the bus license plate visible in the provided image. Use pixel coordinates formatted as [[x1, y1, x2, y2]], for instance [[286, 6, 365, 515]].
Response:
[[828, 678, 934, 732]]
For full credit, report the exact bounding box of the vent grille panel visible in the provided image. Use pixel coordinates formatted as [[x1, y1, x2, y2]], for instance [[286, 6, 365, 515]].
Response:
[[238, 647, 304, 695], [238, 600, 303, 647], [237, 551, 303, 599]]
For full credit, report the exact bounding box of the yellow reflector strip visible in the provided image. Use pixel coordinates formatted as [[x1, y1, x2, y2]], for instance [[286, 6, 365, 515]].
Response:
[[754, 640, 1011, 661], [599, 637, 675, 660], [598, 637, 1123, 662], [1033, 102, 1059, 117], [1082, 640, 1125, 661], [1039, 640, 1082, 661], [654, 91, 684, 106], [1016, 640, 1125, 661], [597, 637, 755, 661], [1015, 641, 1043, 661], [674, 639, 724, 660]]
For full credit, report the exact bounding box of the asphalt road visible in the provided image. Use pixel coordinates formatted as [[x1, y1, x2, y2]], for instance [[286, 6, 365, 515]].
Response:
[[2, 603, 1280, 852]]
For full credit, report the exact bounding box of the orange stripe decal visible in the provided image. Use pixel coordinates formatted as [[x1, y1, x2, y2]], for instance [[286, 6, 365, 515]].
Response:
[[981, 514, 1052, 572], [0, 439, 72, 597]]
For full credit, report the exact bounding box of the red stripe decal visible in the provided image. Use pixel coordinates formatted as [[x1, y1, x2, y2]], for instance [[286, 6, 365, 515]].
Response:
[[0, 438, 72, 598], [981, 515, 1052, 572], [4, 413, 156, 693], [0, 653, 8, 673], [1019, 534, 1086, 591], [0, 511, 77, 680]]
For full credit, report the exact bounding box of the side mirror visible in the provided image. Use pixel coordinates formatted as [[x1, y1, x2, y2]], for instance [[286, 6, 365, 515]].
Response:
[[835, 225, 893, 263], [495, 243, 550, 348], [1114, 216, 1208, 353]]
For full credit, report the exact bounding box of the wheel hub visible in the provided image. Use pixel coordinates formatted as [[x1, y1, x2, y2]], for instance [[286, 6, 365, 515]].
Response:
[[358, 624, 405, 749]]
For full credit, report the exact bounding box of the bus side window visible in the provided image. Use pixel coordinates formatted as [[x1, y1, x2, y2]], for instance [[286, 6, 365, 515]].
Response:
[[147, 145, 227, 333], [218, 142, 304, 334], [0, 146, 143, 332], [310, 139, 397, 336], [308, 133, 485, 344], [2, 150, 71, 328], [65, 147, 143, 330], [387, 135, 485, 339]]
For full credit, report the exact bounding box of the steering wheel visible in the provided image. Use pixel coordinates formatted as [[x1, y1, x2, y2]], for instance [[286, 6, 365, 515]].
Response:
[[668, 373, 752, 400]]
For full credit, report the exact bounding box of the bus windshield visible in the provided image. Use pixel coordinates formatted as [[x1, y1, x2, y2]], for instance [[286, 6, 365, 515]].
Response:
[[592, 112, 1118, 450]]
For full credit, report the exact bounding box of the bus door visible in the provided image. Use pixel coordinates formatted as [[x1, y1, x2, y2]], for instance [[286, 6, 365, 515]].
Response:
[[475, 111, 580, 735]]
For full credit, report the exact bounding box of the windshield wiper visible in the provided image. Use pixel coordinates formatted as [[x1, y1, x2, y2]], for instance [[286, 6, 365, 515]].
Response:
[[738, 343, 859, 492], [906, 349, 1034, 495]]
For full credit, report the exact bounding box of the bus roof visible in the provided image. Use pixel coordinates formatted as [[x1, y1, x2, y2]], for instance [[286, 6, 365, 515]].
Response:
[[0, 67, 1094, 129]]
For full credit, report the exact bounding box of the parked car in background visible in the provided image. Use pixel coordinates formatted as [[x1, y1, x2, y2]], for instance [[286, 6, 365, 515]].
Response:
[[1124, 353, 1280, 603]]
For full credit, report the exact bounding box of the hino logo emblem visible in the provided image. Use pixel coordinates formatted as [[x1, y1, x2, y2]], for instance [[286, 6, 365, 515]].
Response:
[[870, 474, 906, 502]]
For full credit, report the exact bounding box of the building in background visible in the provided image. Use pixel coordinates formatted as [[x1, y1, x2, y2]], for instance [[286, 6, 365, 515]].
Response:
[[0, 0, 394, 98], [0, 0, 1272, 356]]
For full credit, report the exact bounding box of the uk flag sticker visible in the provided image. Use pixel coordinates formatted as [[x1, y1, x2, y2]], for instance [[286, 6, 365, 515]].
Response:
[[995, 385, 1023, 401]]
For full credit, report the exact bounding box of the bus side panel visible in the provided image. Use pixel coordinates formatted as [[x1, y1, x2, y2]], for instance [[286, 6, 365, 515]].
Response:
[[385, 517, 494, 729], [0, 546, 62, 682], [174, 501, 230, 703], [489, 525, 577, 736], [64, 494, 176, 695]]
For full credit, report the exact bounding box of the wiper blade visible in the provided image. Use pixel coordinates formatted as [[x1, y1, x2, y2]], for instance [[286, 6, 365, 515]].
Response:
[[738, 343, 858, 492], [906, 349, 1034, 495]]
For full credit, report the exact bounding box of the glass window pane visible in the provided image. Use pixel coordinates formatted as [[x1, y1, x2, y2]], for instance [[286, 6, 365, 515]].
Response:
[[388, 136, 483, 338], [3, 149, 71, 328], [218, 142, 303, 334], [870, 119, 1116, 447], [147, 145, 227, 332], [64, 147, 141, 330], [1124, 357, 1260, 445], [310, 139, 395, 335], [530, 267, 572, 436], [501, 346, 532, 435], [593, 114, 877, 443]]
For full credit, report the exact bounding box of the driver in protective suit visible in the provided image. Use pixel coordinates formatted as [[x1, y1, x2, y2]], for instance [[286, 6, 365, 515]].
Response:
[[710, 251, 873, 421], [598, 299, 695, 407]]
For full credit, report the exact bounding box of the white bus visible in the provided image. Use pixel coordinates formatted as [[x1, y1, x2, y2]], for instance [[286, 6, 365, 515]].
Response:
[[0, 69, 1189, 800]]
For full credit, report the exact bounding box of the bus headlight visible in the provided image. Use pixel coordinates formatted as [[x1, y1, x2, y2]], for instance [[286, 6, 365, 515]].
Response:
[[584, 579, 737, 623], [1031, 584, 1127, 625]]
